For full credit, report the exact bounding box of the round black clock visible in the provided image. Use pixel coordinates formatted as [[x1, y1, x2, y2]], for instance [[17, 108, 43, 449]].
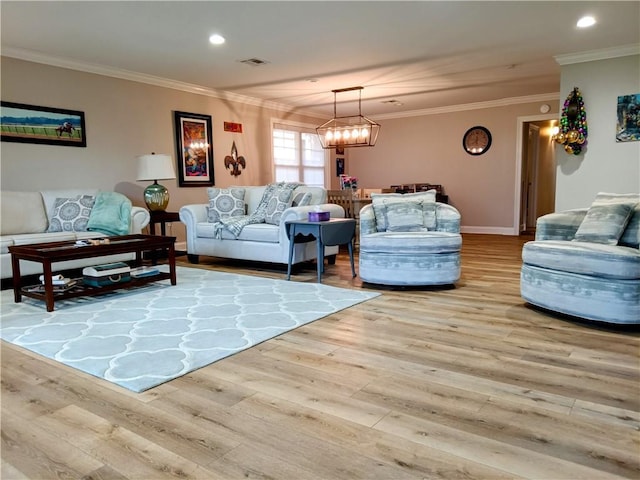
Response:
[[463, 126, 492, 155]]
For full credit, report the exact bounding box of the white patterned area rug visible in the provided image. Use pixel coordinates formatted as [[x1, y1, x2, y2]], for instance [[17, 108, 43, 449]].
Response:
[[0, 266, 379, 393]]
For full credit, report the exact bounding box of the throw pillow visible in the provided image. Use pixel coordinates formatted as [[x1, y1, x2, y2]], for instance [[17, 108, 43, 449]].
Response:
[[291, 191, 312, 207], [265, 183, 297, 225], [573, 202, 635, 245], [383, 199, 426, 232], [371, 190, 436, 232], [592, 192, 639, 248], [423, 201, 437, 230], [47, 195, 95, 232], [207, 188, 246, 223]]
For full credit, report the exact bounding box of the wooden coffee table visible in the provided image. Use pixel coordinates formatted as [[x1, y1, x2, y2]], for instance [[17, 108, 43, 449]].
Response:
[[9, 234, 177, 312]]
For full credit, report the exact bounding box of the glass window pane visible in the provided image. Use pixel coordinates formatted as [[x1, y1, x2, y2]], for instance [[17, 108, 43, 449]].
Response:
[[303, 168, 325, 188], [275, 166, 300, 183], [302, 150, 325, 167], [273, 127, 327, 187]]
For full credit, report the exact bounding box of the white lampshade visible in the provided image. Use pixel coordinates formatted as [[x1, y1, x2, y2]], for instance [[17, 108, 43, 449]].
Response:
[[136, 153, 176, 181]]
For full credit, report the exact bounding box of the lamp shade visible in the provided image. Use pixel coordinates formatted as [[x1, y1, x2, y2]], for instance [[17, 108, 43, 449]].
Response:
[[136, 153, 176, 181]]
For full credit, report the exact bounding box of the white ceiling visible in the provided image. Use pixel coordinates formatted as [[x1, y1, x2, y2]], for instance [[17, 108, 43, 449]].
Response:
[[2, 1, 639, 118]]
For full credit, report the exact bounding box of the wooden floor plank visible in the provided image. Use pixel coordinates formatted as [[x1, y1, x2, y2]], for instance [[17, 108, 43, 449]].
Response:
[[374, 411, 627, 479], [1, 233, 638, 479]]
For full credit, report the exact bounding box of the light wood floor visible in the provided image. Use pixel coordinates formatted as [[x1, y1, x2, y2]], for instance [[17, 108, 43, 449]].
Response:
[[2, 234, 639, 479]]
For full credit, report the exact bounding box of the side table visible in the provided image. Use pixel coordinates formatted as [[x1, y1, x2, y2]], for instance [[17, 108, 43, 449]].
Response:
[[149, 210, 180, 236], [285, 218, 356, 283], [148, 210, 185, 263]]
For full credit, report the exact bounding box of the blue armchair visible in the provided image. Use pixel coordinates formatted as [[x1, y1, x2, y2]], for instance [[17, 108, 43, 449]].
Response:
[[358, 191, 462, 286], [521, 193, 639, 324]]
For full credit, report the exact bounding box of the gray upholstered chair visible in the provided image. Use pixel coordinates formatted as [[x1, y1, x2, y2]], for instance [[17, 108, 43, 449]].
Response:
[[358, 191, 462, 286], [521, 192, 639, 324]]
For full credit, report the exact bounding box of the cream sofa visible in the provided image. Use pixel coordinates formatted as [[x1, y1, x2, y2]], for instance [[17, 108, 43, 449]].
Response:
[[179, 185, 344, 266], [1, 189, 150, 280]]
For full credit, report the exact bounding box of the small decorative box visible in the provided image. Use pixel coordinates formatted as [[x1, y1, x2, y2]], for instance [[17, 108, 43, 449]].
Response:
[[308, 211, 330, 222]]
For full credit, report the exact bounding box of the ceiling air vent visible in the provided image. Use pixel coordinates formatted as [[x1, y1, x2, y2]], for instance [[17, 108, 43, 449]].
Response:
[[239, 58, 270, 67]]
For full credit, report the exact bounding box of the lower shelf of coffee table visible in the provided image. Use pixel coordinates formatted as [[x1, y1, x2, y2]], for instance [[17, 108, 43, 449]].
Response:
[[20, 272, 172, 303]]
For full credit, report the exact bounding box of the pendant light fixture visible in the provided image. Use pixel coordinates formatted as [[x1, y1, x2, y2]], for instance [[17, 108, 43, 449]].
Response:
[[316, 86, 380, 149]]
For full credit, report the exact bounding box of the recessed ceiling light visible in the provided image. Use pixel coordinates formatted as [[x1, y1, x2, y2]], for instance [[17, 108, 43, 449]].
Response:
[[577, 16, 596, 28], [209, 34, 226, 45]]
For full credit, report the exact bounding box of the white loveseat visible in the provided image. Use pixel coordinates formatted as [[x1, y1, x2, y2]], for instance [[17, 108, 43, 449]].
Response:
[[179, 185, 344, 266], [1, 189, 150, 280]]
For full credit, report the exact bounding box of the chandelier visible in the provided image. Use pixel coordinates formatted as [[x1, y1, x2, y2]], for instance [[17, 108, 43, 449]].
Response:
[[316, 86, 380, 149]]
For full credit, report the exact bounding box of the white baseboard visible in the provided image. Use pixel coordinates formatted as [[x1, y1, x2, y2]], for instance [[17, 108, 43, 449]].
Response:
[[175, 241, 187, 251], [460, 226, 516, 235]]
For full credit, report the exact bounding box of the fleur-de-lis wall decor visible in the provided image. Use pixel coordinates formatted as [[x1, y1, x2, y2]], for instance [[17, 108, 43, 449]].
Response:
[[224, 141, 246, 177]]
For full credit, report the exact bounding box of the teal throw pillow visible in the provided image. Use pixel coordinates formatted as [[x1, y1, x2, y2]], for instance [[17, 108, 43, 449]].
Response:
[[371, 190, 436, 232], [592, 192, 639, 248], [573, 202, 635, 245], [383, 200, 425, 232]]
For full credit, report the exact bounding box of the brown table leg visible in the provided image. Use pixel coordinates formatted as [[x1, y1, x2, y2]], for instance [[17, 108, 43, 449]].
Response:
[[168, 244, 177, 285], [10, 254, 22, 304], [42, 260, 55, 312]]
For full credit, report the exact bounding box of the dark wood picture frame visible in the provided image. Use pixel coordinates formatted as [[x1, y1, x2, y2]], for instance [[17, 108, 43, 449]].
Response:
[[1, 101, 87, 147], [174, 110, 214, 187]]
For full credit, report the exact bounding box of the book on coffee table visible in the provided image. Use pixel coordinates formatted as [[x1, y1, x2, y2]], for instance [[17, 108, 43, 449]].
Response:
[[130, 266, 160, 278], [27, 279, 79, 293], [39, 274, 74, 286]]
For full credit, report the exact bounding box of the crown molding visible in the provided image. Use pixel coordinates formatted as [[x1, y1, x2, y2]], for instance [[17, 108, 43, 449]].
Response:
[[1, 46, 324, 118], [372, 93, 561, 120], [554, 44, 640, 65], [2, 46, 561, 122]]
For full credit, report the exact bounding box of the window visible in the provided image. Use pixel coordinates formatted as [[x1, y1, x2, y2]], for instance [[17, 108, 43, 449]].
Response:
[[273, 122, 327, 187]]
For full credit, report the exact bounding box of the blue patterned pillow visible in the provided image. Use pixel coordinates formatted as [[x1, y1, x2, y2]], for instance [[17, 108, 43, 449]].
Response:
[[593, 193, 639, 248], [265, 183, 297, 225], [291, 192, 312, 207], [47, 195, 95, 232], [383, 200, 425, 232], [371, 190, 436, 232], [573, 202, 635, 245], [207, 188, 245, 223]]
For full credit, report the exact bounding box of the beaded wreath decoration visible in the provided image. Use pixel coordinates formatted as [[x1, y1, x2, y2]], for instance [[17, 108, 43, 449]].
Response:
[[555, 87, 588, 155]]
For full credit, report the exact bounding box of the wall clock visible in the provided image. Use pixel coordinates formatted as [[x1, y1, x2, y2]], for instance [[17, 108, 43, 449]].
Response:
[[463, 126, 492, 155]]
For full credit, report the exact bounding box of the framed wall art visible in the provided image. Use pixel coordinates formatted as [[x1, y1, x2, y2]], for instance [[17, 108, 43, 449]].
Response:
[[616, 93, 640, 142], [0, 101, 87, 147], [174, 110, 214, 187]]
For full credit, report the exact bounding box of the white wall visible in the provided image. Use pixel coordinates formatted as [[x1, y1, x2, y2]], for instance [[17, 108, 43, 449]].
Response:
[[347, 101, 559, 233], [555, 54, 640, 210], [0, 56, 324, 243], [5, 54, 635, 238]]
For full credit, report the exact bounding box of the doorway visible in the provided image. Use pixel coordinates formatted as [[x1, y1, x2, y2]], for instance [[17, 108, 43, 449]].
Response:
[[515, 114, 557, 235]]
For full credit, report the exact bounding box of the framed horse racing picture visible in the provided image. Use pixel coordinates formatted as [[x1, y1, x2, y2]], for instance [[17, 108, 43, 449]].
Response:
[[0, 101, 87, 147], [174, 110, 214, 187]]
